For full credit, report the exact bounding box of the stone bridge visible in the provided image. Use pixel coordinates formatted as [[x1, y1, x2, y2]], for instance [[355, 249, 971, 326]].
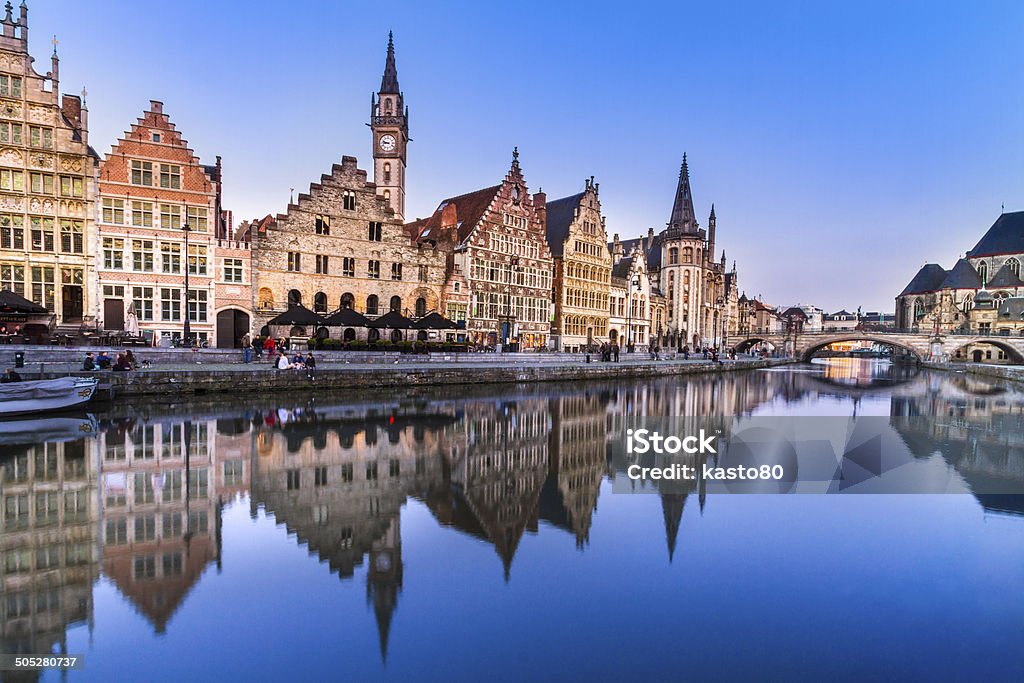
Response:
[[731, 331, 1024, 364]]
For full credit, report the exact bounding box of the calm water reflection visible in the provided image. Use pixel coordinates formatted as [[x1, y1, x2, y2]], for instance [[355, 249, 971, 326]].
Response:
[[2, 359, 1023, 682]]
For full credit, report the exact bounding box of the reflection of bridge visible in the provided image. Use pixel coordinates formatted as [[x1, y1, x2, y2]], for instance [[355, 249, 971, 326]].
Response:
[[733, 332, 1024, 363]]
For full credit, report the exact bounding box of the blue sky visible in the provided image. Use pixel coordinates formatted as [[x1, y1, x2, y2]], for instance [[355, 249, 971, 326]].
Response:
[[32, 0, 1024, 311]]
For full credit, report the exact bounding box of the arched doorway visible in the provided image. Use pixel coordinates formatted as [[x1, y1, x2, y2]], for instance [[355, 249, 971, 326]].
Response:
[[366, 295, 379, 316], [341, 292, 354, 310], [609, 329, 618, 343], [288, 289, 302, 308], [390, 295, 401, 313], [315, 326, 329, 340], [215, 309, 250, 348], [972, 349, 984, 363]]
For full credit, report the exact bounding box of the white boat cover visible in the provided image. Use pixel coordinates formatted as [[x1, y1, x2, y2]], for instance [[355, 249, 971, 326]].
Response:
[[0, 376, 91, 401]]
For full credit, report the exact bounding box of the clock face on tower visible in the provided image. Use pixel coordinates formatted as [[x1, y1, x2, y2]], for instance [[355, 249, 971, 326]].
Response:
[[379, 134, 397, 152]]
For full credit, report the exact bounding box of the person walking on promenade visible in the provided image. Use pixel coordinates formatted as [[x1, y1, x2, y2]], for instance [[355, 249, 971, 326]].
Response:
[[306, 352, 317, 381]]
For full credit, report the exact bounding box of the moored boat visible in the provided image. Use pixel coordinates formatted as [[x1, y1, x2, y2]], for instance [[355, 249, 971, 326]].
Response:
[[0, 376, 99, 417]]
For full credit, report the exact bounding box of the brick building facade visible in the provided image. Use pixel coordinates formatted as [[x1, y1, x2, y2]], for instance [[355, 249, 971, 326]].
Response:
[[0, 5, 96, 325]]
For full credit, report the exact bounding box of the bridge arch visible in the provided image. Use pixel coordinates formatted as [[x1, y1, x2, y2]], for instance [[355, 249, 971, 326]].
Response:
[[798, 335, 925, 363], [733, 337, 779, 354], [949, 339, 1024, 364]]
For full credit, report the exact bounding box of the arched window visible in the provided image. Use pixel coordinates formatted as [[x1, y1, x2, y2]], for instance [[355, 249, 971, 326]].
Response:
[[384, 163, 391, 184], [390, 329, 403, 342], [383, 190, 391, 201], [366, 295, 379, 315], [682, 247, 693, 264], [415, 297, 427, 317], [962, 295, 974, 313], [287, 289, 302, 308], [343, 328, 356, 342], [384, 98, 393, 114], [340, 292, 354, 310], [368, 328, 380, 343], [390, 295, 401, 312], [289, 326, 306, 338], [913, 300, 926, 320], [257, 287, 274, 310], [978, 261, 988, 284], [669, 247, 679, 265], [1007, 257, 1021, 279], [313, 292, 327, 313]]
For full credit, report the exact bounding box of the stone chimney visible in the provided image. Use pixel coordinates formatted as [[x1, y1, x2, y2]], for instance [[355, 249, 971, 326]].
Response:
[[533, 190, 546, 228]]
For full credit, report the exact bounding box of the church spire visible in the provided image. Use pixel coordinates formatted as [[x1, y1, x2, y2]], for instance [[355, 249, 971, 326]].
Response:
[[380, 31, 400, 94], [668, 153, 697, 234], [661, 493, 687, 563]]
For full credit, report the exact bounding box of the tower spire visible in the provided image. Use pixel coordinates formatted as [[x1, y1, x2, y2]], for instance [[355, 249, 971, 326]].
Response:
[[668, 153, 697, 234], [380, 30, 400, 94]]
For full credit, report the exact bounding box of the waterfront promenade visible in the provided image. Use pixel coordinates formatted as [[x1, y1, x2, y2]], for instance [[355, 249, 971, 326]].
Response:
[[0, 344, 791, 397]]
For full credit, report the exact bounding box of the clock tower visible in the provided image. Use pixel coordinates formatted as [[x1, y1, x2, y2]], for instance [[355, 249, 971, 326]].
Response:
[[371, 31, 409, 221]]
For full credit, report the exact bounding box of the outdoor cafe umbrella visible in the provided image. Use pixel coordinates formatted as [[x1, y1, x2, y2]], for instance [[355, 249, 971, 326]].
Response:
[[368, 310, 414, 329], [411, 312, 459, 330], [125, 300, 141, 336], [0, 289, 47, 314], [322, 307, 372, 327], [265, 305, 322, 327]]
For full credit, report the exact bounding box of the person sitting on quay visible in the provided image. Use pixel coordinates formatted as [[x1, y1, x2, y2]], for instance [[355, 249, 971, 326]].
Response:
[[292, 351, 306, 369], [252, 335, 263, 362], [305, 352, 317, 381], [112, 352, 132, 372], [1, 367, 22, 383], [275, 351, 291, 370], [124, 349, 139, 370], [264, 336, 276, 357], [97, 350, 113, 369], [82, 352, 97, 371]]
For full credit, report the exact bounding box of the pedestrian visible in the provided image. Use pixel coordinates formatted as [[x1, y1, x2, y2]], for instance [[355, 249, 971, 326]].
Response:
[[82, 352, 96, 371], [1, 367, 22, 383], [682, 344, 690, 361], [612, 343, 620, 362], [306, 351, 317, 381], [241, 332, 253, 363]]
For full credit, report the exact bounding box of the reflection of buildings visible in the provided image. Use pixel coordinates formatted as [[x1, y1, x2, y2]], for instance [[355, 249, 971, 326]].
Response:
[[0, 437, 99, 666], [97, 416, 247, 632]]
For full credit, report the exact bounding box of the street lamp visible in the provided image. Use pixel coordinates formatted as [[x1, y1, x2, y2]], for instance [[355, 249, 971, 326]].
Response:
[[182, 223, 191, 346]]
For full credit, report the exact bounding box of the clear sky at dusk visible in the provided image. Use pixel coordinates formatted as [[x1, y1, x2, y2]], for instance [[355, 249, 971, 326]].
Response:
[[30, 0, 1024, 312]]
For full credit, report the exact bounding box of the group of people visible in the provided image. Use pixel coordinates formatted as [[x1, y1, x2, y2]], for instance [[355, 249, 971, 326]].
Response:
[[0, 324, 22, 335], [595, 342, 621, 362], [275, 349, 317, 380], [83, 350, 138, 372]]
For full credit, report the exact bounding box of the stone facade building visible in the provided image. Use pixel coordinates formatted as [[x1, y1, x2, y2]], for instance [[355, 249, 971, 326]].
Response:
[[544, 177, 611, 352], [408, 149, 553, 349], [896, 211, 1024, 333], [97, 101, 242, 346], [0, 5, 96, 325], [612, 156, 735, 350], [251, 36, 445, 336]]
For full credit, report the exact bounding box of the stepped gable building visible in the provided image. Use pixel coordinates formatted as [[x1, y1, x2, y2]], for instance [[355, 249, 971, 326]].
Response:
[[252, 35, 445, 332], [97, 101, 245, 346], [896, 211, 1024, 333], [0, 2, 96, 325], [409, 148, 554, 349], [543, 177, 611, 352], [611, 156, 735, 350]]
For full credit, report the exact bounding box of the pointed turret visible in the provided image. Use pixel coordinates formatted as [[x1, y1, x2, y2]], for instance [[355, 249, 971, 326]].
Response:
[[668, 154, 698, 235], [380, 30, 400, 94], [661, 493, 687, 562], [707, 202, 717, 262]]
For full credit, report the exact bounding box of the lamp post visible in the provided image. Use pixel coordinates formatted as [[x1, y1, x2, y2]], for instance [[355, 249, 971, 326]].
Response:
[[182, 222, 191, 346]]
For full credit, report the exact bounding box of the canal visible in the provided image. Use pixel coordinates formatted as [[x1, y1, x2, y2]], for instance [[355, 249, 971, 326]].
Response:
[[2, 359, 1022, 681]]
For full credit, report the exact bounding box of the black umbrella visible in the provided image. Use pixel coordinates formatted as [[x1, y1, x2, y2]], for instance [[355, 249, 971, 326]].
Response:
[[369, 310, 414, 328], [265, 305, 321, 326], [0, 289, 47, 314], [412, 312, 459, 329], [322, 308, 372, 327]]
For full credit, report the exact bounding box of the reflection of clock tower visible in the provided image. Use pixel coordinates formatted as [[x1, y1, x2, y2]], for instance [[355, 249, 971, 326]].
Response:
[[367, 516, 403, 661], [371, 31, 408, 221]]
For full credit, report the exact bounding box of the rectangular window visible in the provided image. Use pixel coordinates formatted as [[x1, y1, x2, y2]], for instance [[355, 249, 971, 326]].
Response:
[[159, 164, 181, 189], [315, 214, 330, 235], [0, 215, 23, 251], [133, 555, 156, 579], [59, 175, 84, 197], [103, 237, 124, 269], [287, 252, 301, 272], [419, 265, 428, 283], [187, 289, 208, 323], [30, 217, 55, 251], [0, 122, 22, 145], [160, 204, 181, 230], [0, 75, 22, 98], [30, 172, 54, 195], [342, 257, 355, 277], [186, 205, 207, 232], [343, 191, 356, 211], [391, 263, 402, 281], [132, 239, 154, 272], [224, 460, 243, 486], [314, 467, 327, 487], [223, 258, 243, 283], [368, 221, 382, 241], [106, 519, 128, 545], [341, 463, 354, 482], [187, 244, 207, 275], [287, 469, 300, 490], [315, 254, 329, 274], [133, 286, 154, 321], [0, 264, 25, 297], [102, 198, 125, 224], [368, 260, 380, 279], [366, 461, 378, 481], [131, 160, 154, 186], [132, 201, 154, 227], [160, 288, 181, 321], [60, 220, 84, 253], [389, 459, 400, 477], [29, 126, 53, 149], [30, 266, 55, 310], [0, 169, 23, 191], [160, 242, 181, 273]]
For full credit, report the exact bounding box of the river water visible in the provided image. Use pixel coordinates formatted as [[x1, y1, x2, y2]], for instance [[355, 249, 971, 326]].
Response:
[[1, 359, 1022, 681]]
